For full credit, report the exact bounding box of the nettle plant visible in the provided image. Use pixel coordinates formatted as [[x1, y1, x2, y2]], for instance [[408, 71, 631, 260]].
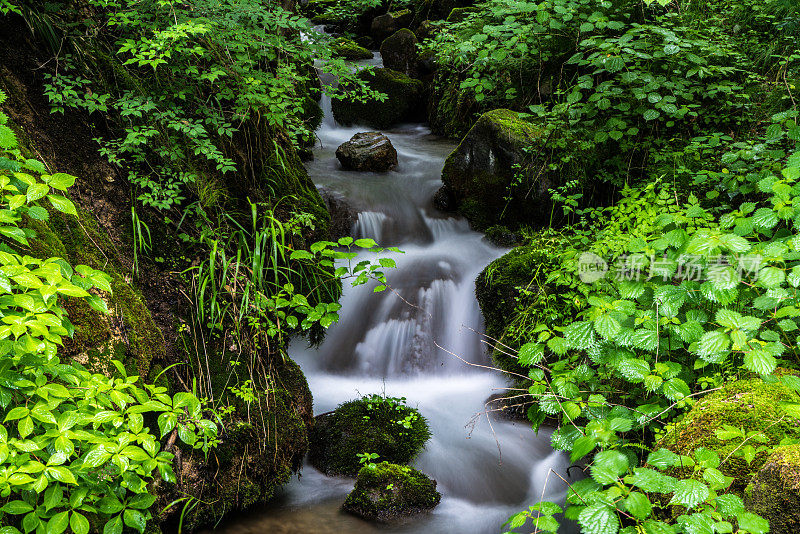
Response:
[[503, 111, 800, 532], [0, 91, 217, 534]]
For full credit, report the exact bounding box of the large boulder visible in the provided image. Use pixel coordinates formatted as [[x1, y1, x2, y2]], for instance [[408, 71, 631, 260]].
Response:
[[745, 444, 800, 533], [336, 132, 398, 172], [658, 377, 800, 494], [332, 68, 425, 129], [343, 462, 441, 522], [436, 108, 551, 230], [331, 37, 374, 60], [371, 9, 413, 44], [308, 394, 431, 476], [380, 29, 419, 77]]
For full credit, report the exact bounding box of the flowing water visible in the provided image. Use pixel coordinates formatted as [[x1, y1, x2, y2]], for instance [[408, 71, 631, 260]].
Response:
[[216, 50, 574, 534]]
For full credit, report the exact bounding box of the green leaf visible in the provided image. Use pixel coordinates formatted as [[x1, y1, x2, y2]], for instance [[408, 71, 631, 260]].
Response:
[[697, 331, 730, 360], [1, 501, 34, 514], [70, 512, 90, 534], [594, 313, 621, 339], [669, 479, 709, 509], [564, 321, 596, 350], [647, 449, 679, 468], [591, 450, 629, 484], [624, 491, 652, 520], [46, 512, 69, 534], [517, 343, 544, 366], [743, 349, 777, 375], [578, 503, 619, 534], [123, 509, 146, 534], [571, 435, 596, 462], [737, 512, 769, 534], [103, 515, 123, 534], [47, 195, 77, 216]]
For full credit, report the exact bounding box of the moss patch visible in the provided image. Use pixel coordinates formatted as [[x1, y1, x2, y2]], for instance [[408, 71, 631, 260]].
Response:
[[745, 444, 800, 534], [439, 109, 551, 231], [308, 395, 431, 476], [343, 462, 440, 522], [331, 38, 374, 60], [659, 378, 800, 494]]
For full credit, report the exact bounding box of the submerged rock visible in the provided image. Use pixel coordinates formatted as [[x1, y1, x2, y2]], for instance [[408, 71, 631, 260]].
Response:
[[658, 377, 800, 493], [380, 29, 419, 77], [437, 108, 551, 230], [336, 132, 398, 172], [308, 394, 431, 476], [371, 9, 413, 44], [331, 37, 374, 60], [343, 462, 441, 522], [745, 444, 800, 533], [332, 68, 425, 129]]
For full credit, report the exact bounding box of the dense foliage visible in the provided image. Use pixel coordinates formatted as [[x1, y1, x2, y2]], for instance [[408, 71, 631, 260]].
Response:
[[0, 89, 217, 534]]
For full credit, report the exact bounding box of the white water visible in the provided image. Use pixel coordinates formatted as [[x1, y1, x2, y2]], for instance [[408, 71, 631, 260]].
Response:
[[217, 52, 574, 534]]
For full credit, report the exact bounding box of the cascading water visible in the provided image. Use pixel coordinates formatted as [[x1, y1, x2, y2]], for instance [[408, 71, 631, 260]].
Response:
[[217, 51, 574, 534]]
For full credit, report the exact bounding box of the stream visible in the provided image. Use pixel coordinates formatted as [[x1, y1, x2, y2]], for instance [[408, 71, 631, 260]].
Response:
[[217, 50, 573, 534]]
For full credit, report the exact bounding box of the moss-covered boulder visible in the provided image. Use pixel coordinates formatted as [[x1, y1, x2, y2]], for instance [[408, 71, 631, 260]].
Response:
[[380, 29, 419, 77], [332, 68, 425, 129], [371, 9, 413, 44], [745, 444, 800, 534], [171, 358, 314, 530], [331, 37, 374, 60], [343, 462, 441, 522], [659, 378, 800, 493], [308, 394, 431, 476], [437, 108, 552, 230], [446, 6, 480, 23]]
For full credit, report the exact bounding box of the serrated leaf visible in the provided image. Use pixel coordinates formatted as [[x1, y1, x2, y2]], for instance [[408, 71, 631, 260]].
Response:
[[578, 503, 619, 534], [669, 479, 709, 509]]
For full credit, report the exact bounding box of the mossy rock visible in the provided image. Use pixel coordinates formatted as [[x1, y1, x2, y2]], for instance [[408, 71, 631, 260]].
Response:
[[659, 377, 800, 494], [371, 9, 414, 44], [446, 6, 480, 23], [427, 71, 478, 138], [343, 462, 441, 522], [745, 444, 800, 534], [380, 29, 419, 77], [332, 68, 425, 130], [474, 238, 569, 377], [331, 37, 374, 60], [308, 394, 431, 476], [170, 357, 314, 531], [438, 109, 552, 231]]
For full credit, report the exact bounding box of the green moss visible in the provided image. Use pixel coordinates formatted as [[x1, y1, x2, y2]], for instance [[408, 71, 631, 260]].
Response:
[[332, 68, 425, 129], [440, 109, 549, 231], [177, 358, 313, 531], [745, 444, 800, 533], [343, 462, 440, 522], [331, 38, 374, 60], [659, 378, 800, 494], [308, 395, 431, 476], [446, 7, 480, 23], [24, 203, 164, 378]]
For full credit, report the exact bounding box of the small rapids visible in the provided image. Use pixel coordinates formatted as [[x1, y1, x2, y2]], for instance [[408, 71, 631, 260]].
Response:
[[215, 47, 574, 534]]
